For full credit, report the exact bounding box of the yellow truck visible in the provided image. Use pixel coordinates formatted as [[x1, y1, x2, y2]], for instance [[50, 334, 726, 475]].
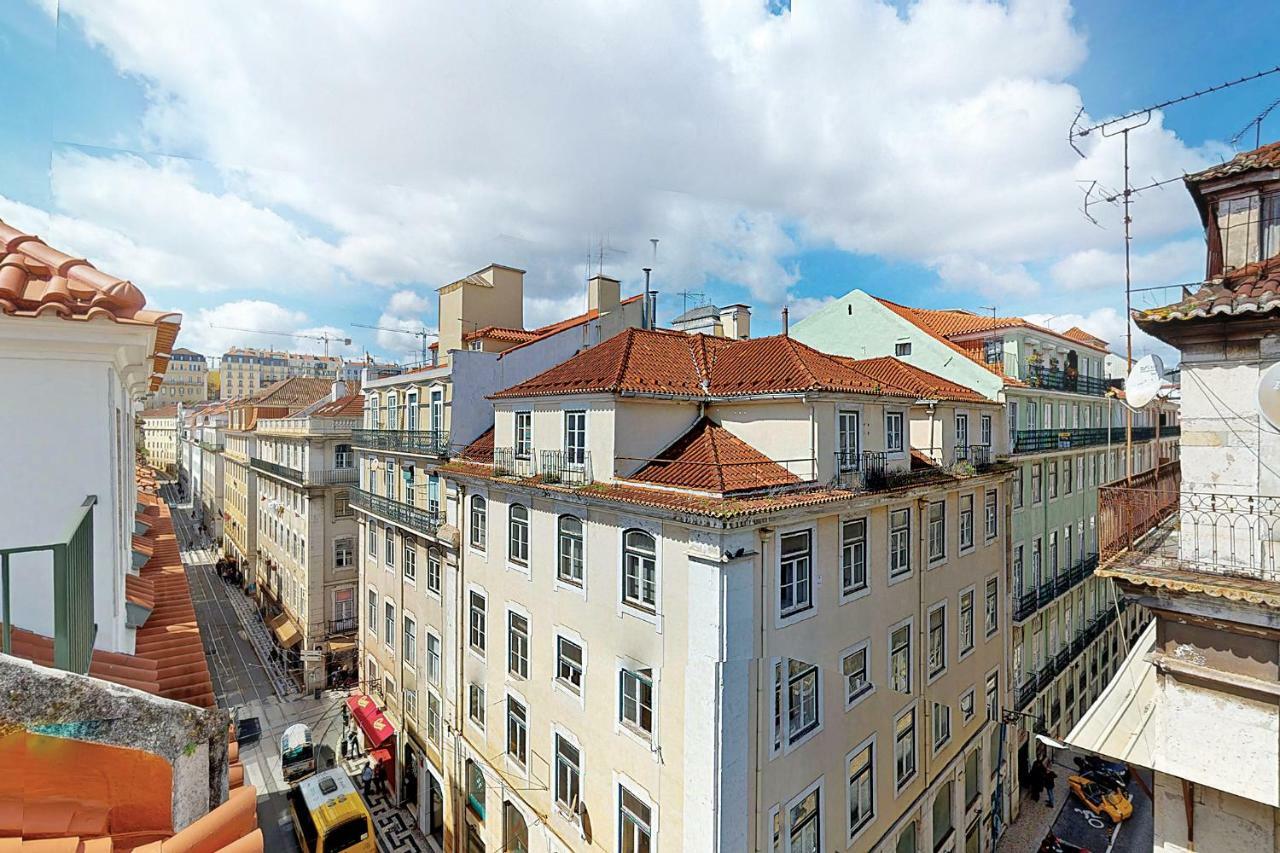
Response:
[[287, 768, 376, 853]]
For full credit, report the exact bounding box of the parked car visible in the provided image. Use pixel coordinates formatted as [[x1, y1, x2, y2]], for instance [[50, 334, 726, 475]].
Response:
[[1039, 833, 1091, 853], [1074, 755, 1131, 790], [1068, 774, 1134, 823]]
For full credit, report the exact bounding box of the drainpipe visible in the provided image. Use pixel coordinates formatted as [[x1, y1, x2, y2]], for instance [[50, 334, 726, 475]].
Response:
[[752, 527, 772, 853], [453, 482, 466, 853], [917, 495, 932, 792]]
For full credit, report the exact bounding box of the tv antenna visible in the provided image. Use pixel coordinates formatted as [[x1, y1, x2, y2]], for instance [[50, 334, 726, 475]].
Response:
[[1069, 63, 1280, 481]]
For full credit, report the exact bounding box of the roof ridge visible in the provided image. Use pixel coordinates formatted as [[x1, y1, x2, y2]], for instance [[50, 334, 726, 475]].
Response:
[[704, 417, 725, 490]]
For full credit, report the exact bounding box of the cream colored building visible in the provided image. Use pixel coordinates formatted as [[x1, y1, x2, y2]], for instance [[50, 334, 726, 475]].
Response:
[[145, 347, 208, 406], [140, 404, 180, 471], [220, 346, 343, 400]]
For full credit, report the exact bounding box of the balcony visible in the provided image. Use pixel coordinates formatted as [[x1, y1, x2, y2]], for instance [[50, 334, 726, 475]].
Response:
[[953, 445, 994, 469], [1024, 365, 1109, 397], [350, 487, 444, 538], [258, 415, 360, 436], [1012, 427, 1116, 454], [1012, 554, 1100, 623], [250, 457, 358, 487], [539, 449, 592, 486], [352, 428, 450, 457], [1, 496, 97, 674], [493, 447, 537, 478], [832, 450, 885, 489], [326, 617, 357, 635], [1014, 677, 1039, 710]]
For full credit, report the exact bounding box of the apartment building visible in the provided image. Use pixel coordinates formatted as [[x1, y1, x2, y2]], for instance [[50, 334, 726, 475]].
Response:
[[145, 346, 209, 406], [140, 403, 180, 471], [1071, 140, 1280, 851], [352, 264, 652, 844], [246, 378, 361, 690], [219, 346, 343, 400], [792, 294, 1178, 816]]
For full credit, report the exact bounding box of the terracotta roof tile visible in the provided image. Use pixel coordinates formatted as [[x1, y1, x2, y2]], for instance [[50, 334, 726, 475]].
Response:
[[1, 625, 161, 695], [464, 326, 541, 344], [0, 219, 182, 391], [491, 328, 981, 401], [250, 377, 356, 407], [830, 355, 991, 403], [311, 393, 363, 417], [1186, 140, 1280, 184], [1062, 326, 1109, 348], [140, 405, 179, 419], [628, 417, 801, 493], [1135, 255, 1280, 325], [126, 574, 156, 612], [459, 426, 495, 463]]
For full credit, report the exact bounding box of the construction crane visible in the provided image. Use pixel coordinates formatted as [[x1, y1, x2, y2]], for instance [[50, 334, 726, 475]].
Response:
[[208, 325, 352, 356], [351, 323, 438, 366]]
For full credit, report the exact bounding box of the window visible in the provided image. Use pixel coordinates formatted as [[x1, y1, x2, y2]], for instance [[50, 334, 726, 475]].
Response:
[[384, 601, 395, 651], [932, 781, 953, 851], [932, 701, 951, 751], [890, 508, 911, 578], [984, 578, 998, 637], [556, 636, 584, 692], [564, 410, 587, 466], [928, 605, 946, 678], [779, 530, 813, 617], [508, 612, 529, 679], [886, 412, 904, 453], [466, 759, 486, 819], [1031, 463, 1043, 504], [842, 642, 872, 706], [403, 539, 417, 582], [334, 537, 353, 569], [985, 672, 999, 721], [837, 411, 860, 468], [426, 552, 441, 595], [557, 515, 584, 585], [980, 414, 992, 446], [508, 504, 530, 566], [959, 495, 974, 551], [385, 526, 395, 568], [960, 688, 975, 723], [335, 443, 353, 468], [928, 501, 946, 562], [554, 735, 581, 811], [334, 588, 354, 623], [1048, 460, 1058, 499], [619, 786, 653, 853], [955, 414, 968, 450], [401, 614, 417, 666], [468, 683, 486, 729], [895, 708, 917, 788], [890, 622, 912, 693], [428, 474, 441, 516], [1013, 466, 1024, 509], [367, 523, 377, 557], [1049, 531, 1059, 576], [334, 490, 351, 517], [965, 747, 981, 809], [470, 496, 487, 550], [514, 411, 532, 459], [841, 518, 868, 595], [959, 590, 975, 656], [469, 591, 486, 655], [620, 668, 655, 735], [426, 633, 441, 685], [895, 341, 912, 356], [786, 660, 820, 741], [384, 459, 395, 498], [848, 739, 875, 838], [366, 591, 378, 638], [622, 529, 657, 611], [507, 696, 528, 766]]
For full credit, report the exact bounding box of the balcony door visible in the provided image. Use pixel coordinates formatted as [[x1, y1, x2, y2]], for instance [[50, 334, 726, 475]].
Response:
[[430, 389, 444, 434], [407, 392, 419, 431], [837, 411, 860, 471]]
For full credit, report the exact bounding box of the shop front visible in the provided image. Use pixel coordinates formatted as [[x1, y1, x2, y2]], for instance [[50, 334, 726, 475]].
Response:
[[347, 692, 397, 795], [402, 731, 445, 846]]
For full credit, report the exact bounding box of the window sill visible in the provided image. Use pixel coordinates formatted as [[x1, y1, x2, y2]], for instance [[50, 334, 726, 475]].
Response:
[[782, 721, 822, 755], [888, 569, 913, 587], [777, 605, 817, 629], [840, 585, 871, 606]]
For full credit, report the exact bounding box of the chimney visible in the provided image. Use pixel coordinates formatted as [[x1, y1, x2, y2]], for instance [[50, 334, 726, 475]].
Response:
[[588, 275, 621, 315], [331, 368, 345, 402], [719, 304, 751, 340], [782, 305, 789, 337]]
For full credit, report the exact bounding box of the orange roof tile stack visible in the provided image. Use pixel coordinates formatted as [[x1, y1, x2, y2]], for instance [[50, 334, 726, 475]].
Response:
[[0, 219, 181, 391]]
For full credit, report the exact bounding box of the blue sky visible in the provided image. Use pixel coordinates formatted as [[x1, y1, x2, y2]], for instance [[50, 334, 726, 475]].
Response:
[[3, 0, 1279, 363]]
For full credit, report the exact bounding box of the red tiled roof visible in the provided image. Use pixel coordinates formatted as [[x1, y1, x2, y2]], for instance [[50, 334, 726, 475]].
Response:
[[311, 393, 363, 417], [628, 417, 801, 493], [459, 427, 495, 463], [834, 356, 990, 403], [125, 574, 156, 612], [491, 328, 983, 402], [1135, 255, 1280, 325], [140, 405, 179, 419], [464, 326, 540, 344], [1186, 140, 1280, 184], [2, 625, 162, 696], [874, 300, 1027, 338], [0, 220, 182, 391], [1062, 326, 1109, 348]]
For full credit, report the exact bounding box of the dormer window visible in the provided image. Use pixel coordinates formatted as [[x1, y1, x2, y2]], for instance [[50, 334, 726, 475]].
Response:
[[1217, 191, 1280, 270]]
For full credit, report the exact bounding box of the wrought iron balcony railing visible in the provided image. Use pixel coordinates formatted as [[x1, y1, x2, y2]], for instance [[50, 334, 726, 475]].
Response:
[[1012, 554, 1101, 623], [1024, 365, 1109, 397], [953, 445, 993, 469], [351, 428, 450, 457], [350, 487, 444, 537], [1014, 677, 1039, 711], [327, 617, 357, 635], [1, 495, 97, 674], [250, 457, 359, 487], [494, 447, 538, 478], [1012, 427, 1116, 453], [536, 449, 591, 486]]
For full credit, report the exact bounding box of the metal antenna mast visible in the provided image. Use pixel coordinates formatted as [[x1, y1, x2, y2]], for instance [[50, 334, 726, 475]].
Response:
[[1069, 64, 1280, 482]]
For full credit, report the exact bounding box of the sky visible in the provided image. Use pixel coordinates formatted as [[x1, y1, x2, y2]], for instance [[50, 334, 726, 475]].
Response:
[[3, 0, 1279, 366]]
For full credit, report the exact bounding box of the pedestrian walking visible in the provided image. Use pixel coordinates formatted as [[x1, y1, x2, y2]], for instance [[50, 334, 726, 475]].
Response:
[[372, 759, 386, 796], [1040, 758, 1058, 808], [360, 762, 374, 798], [1027, 758, 1044, 802]]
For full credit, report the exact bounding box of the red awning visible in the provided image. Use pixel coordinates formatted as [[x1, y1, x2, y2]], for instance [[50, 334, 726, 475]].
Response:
[[347, 693, 396, 749]]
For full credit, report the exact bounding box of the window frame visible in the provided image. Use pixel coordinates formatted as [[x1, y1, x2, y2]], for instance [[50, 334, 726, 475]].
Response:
[[507, 609, 529, 680], [959, 587, 975, 659], [468, 589, 487, 658], [514, 411, 532, 460], [958, 494, 975, 553], [841, 517, 869, 599], [619, 667, 656, 737], [889, 507, 912, 580], [841, 639, 874, 709], [557, 514, 585, 587], [984, 489, 998, 541], [556, 635, 585, 695], [888, 617, 913, 694], [508, 503, 530, 568], [885, 410, 905, 454], [927, 500, 946, 564], [932, 700, 952, 754], [894, 704, 918, 791], [846, 735, 876, 843], [622, 528, 659, 613], [470, 495, 488, 551], [927, 601, 947, 682]]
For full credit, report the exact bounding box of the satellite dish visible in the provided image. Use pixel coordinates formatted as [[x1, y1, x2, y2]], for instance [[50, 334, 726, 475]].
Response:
[[1257, 362, 1280, 431], [1124, 354, 1165, 409]]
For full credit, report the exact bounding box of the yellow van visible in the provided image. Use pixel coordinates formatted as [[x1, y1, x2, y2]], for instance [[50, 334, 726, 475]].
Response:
[[287, 768, 376, 853]]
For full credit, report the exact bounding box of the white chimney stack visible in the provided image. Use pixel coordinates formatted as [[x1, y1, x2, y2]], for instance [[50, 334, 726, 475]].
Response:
[[719, 304, 751, 339]]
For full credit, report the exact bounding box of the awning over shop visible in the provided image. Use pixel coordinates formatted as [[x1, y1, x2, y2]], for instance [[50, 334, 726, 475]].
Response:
[[325, 639, 357, 654], [273, 617, 302, 649], [347, 693, 396, 749]]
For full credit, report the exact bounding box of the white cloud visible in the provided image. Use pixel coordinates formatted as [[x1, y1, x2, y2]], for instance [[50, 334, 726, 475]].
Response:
[[1048, 238, 1205, 292], [177, 300, 313, 356], [373, 289, 436, 362], [1024, 306, 1178, 366], [28, 0, 1222, 331]]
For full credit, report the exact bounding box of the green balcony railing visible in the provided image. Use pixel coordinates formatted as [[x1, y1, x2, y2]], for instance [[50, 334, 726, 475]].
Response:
[[1, 495, 97, 674]]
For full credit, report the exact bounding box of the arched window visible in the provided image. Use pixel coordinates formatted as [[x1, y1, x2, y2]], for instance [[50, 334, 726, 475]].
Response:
[[622, 529, 657, 610], [508, 504, 529, 566], [466, 759, 486, 819], [366, 393, 379, 429], [470, 496, 488, 550], [558, 515, 584, 585]]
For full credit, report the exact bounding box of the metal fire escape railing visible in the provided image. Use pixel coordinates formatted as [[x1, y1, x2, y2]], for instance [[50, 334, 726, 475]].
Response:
[[1, 495, 98, 674]]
